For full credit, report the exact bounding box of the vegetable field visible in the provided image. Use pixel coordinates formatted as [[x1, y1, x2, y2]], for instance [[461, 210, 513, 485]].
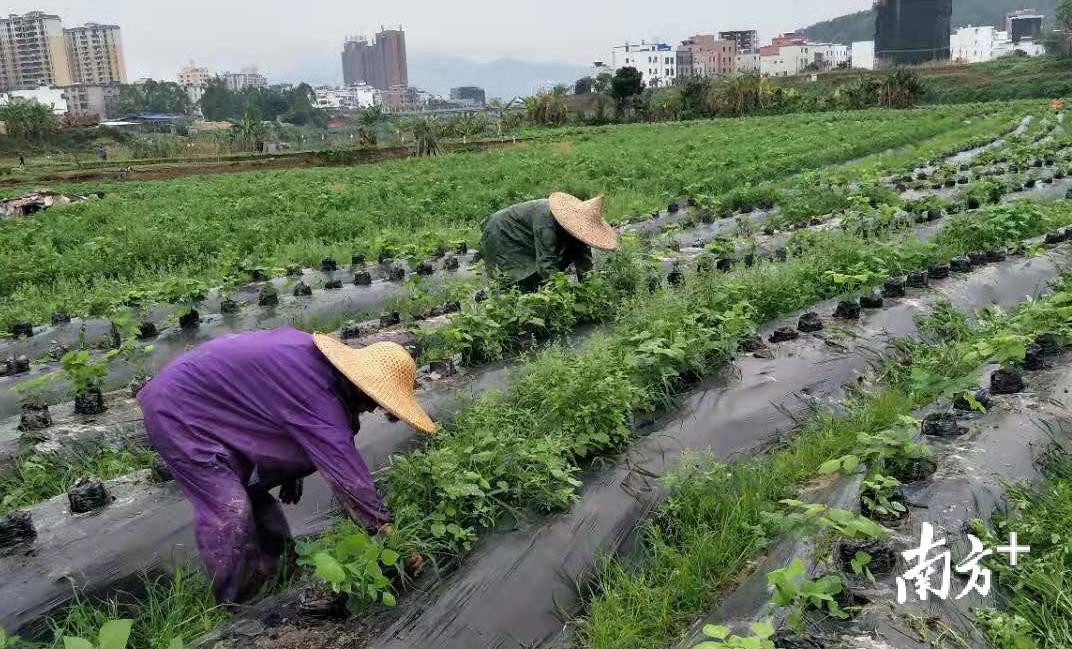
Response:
[[0, 103, 1022, 328], [3, 99, 1072, 649]]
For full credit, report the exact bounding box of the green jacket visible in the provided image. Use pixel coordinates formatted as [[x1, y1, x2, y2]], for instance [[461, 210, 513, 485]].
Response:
[[479, 199, 593, 285]]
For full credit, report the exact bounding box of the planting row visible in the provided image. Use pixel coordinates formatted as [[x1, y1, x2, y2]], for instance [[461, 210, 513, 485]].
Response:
[[172, 203, 1072, 649], [0, 103, 1029, 329], [666, 278, 1072, 649]]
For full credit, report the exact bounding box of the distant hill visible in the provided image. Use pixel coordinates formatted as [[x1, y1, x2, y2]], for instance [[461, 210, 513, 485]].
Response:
[[800, 0, 1057, 44], [408, 55, 590, 101]]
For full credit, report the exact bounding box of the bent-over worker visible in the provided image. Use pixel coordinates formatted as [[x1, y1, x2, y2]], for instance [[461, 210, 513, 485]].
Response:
[[137, 328, 436, 604], [479, 192, 619, 292]]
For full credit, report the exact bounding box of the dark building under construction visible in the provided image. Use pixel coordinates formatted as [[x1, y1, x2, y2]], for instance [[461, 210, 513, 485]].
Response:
[[341, 27, 408, 90], [874, 0, 952, 68]]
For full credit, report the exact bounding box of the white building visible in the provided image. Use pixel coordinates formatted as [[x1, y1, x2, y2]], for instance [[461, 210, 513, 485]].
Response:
[[611, 41, 677, 88], [951, 26, 999, 63], [814, 43, 849, 70], [177, 63, 212, 106], [0, 86, 67, 114], [735, 52, 761, 75], [761, 41, 849, 77], [222, 67, 267, 92], [761, 44, 814, 77], [851, 41, 875, 70], [314, 84, 380, 110], [950, 26, 1047, 64]]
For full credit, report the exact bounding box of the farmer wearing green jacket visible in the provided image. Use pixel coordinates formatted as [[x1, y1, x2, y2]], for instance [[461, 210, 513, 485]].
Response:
[[479, 193, 620, 292]]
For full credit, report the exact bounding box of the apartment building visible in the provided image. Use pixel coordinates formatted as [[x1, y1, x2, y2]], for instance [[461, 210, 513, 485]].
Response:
[[719, 30, 759, 55], [0, 12, 72, 91], [223, 68, 267, 92], [341, 27, 408, 90], [677, 34, 737, 79], [612, 41, 676, 88], [65, 23, 126, 85]]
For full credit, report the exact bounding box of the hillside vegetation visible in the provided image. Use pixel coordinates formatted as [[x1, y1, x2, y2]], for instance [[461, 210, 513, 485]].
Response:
[[800, 0, 1057, 44]]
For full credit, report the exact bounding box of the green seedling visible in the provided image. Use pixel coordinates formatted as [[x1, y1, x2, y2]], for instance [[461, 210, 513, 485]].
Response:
[[295, 522, 402, 610], [62, 618, 132, 649], [694, 621, 776, 649], [767, 558, 849, 631], [850, 551, 875, 583], [861, 474, 907, 520], [776, 500, 886, 540]]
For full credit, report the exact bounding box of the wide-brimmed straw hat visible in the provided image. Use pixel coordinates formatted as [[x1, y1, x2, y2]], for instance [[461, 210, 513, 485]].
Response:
[[548, 192, 619, 251], [312, 334, 436, 436]]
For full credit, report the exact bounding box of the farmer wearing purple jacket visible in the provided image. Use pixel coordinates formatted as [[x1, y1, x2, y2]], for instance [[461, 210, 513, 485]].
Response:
[[137, 328, 436, 604]]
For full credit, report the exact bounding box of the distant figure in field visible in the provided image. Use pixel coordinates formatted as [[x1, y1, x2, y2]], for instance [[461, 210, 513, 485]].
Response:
[[17, 153, 24, 166], [479, 192, 619, 293]]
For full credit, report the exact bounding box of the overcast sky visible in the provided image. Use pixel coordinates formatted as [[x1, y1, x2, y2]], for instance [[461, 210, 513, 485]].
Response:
[[8, 0, 872, 84]]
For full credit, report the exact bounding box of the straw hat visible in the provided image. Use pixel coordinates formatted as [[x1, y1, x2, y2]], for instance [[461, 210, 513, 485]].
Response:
[[312, 334, 436, 436], [548, 192, 619, 252]]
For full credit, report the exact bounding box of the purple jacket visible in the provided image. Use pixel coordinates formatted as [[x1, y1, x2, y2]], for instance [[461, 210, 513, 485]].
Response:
[[137, 328, 390, 528]]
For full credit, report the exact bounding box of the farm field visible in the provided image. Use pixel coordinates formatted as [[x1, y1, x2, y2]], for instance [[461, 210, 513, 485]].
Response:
[[0, 102, 1027, 329], [4, 99, 1072, 649]]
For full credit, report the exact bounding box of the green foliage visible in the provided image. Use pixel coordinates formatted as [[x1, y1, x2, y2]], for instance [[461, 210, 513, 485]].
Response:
[[694, 622, 776, 649], [61, 619, 132, 649], [860, 474, 906, 519], [61, 348, 110, 393], [767, 558, 848, 631], [295, 521, 402, 610], [117, 81, 190, 116], [775, 500, 887, 540], [0, 443, 157, 515], [0, 98, 61, 144], [818, 421, 933, 479]]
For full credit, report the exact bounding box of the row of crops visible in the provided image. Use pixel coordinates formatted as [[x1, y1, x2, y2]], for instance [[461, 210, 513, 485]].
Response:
[[0, 102, 1035, 330], [2, 101, 1072, 649]]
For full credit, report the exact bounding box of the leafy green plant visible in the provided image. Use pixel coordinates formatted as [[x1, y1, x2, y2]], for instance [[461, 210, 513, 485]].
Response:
[[61, 618, 132, 649], [775, 500, 886, 540], [849, 551, 875, 583], [819, 420, 932, 478], [295, 522, 402, 610], [767, 558, 848, 631], [860, 474, 906, 520], [693, 621, 776, 649], [61, 348, 110, 393]]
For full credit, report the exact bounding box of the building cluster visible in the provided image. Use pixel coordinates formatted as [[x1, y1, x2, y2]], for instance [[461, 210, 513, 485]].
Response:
[[176, 63, 268, 106], [596, 5, 1050, 85], [595, 30, 849, 88], [0, 11, 126, 119], [854, 7, 1045, 70], [325, 27, 486, 113]]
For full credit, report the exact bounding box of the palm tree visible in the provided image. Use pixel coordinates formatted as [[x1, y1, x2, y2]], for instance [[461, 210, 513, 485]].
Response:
[[412, 116, 440, 157], [357, 106, 383, 147]]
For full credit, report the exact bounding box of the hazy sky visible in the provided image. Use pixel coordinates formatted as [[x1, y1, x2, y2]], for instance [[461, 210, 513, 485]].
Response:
[[8, 0, 872, 84]]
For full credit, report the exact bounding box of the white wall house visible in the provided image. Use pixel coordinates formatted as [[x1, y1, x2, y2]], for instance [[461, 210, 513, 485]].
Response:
[[951, 26, 1047, 64], [314, 84, 380, 110], [612, 41, 677, 88], [851, 41, 875, 69], [0, 86, 67, 114], [735, 52, 761, 75], [951, 26, 998, 63], [761, 44, 814, 77], [814, 43, 849, 69]]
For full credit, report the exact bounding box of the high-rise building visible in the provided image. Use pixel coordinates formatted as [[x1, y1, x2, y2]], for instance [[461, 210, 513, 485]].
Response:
[[719, 30, 759, 55], [450, 86, 486, 106], [64, 23, 125, 85], [874, 0, 952, 68], [0, 12, 73, 91], [341, 27, 408, 90]]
